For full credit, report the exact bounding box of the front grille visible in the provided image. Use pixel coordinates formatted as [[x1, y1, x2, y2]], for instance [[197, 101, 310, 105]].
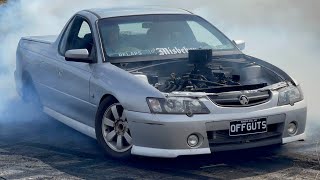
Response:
[[208, 90, 271, 107], [207, 123, 284, 151]]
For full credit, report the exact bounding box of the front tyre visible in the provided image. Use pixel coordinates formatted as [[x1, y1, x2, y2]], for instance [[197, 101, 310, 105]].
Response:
[[95, 98, 133, 159]]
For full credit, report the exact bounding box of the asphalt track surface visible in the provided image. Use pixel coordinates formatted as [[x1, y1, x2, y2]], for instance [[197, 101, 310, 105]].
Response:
[[0, 98, 319, 179]]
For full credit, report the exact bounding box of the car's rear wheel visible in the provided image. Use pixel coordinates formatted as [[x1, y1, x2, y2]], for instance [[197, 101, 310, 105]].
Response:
[[21, 74, 41, 108], [95, 97, 132, 159]]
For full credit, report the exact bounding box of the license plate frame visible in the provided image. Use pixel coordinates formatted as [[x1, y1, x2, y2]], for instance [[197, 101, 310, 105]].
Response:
[[229, 118, 267, 136]]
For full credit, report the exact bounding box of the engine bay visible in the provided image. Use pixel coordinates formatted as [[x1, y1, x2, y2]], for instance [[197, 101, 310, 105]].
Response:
[[117, 50, 282, 93]]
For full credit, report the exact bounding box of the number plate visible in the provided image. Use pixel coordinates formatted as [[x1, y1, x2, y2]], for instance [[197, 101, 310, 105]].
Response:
[[229, 118, 267, 136]]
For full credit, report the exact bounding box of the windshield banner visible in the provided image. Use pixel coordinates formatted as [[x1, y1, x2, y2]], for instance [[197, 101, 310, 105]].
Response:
[[114, 46, 198, 57]]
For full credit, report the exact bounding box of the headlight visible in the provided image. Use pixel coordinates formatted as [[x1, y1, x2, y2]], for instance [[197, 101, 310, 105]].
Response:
[[278, 85, 303, 106], [147, 97, 210, 115]]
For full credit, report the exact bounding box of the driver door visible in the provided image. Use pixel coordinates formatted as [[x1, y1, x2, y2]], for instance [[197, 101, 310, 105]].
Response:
[[54, 16, 97, 127]]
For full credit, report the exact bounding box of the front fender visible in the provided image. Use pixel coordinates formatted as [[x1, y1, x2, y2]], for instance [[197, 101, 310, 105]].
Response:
[[90, 63, 164, 113]]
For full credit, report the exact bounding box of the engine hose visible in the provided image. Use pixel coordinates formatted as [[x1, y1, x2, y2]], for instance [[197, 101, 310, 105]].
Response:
[[162, 83, 174, 92], [168, 84, 178, 92], [190, 79, 225, 86], [176, 85, 183, 91]]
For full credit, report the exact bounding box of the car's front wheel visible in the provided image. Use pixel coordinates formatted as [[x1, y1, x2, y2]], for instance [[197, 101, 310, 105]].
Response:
[[95, 97, 133, 159]]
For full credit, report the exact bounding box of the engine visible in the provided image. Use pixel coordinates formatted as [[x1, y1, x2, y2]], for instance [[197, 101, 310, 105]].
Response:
[[125, 49, 279, 94], [156, 65, 241, 93], [157, 49, 241, 93]]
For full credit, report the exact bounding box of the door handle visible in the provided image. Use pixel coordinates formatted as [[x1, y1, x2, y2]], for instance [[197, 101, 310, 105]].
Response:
[[58, 70, 62, 77], [57, 68, 63, 78]]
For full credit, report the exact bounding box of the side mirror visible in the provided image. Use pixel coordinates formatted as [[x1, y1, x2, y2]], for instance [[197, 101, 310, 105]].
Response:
[[233, 40, 246, 51], [65, 49, 92, 63]]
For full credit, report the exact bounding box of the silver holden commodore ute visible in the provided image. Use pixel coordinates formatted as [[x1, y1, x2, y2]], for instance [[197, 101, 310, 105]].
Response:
[[15, 7, 307, 159]]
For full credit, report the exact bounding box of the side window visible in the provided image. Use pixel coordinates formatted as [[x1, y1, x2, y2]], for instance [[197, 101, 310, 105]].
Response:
[[59, 16, 94, 56], [78, 21, 91, 38], [59, 17, 74, 55]]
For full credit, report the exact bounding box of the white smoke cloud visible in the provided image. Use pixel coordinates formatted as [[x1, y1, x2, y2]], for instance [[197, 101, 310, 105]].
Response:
[[0, 0, 319, 124]]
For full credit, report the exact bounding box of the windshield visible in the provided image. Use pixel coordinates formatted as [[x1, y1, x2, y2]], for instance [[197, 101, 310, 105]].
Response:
[[98, 14, 237, 59]]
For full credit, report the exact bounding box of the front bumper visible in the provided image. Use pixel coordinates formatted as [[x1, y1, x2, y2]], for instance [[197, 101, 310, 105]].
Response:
[[131, 146, 210, 158], [127, 98, 307, 158]]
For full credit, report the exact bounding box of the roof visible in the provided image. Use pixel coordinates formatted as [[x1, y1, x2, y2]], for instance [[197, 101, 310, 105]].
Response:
[[86, 6, 192, 19]]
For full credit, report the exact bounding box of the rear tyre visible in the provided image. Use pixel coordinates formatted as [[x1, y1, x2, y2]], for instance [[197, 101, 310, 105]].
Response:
[[21, 74, 41, 109], [95, 97, 133, 159]]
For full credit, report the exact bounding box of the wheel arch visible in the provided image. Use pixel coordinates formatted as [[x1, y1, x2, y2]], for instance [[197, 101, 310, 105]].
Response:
[[20, 70, 41, 106], [21, 70, 36, 93], [99, 94, 118, 106]]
